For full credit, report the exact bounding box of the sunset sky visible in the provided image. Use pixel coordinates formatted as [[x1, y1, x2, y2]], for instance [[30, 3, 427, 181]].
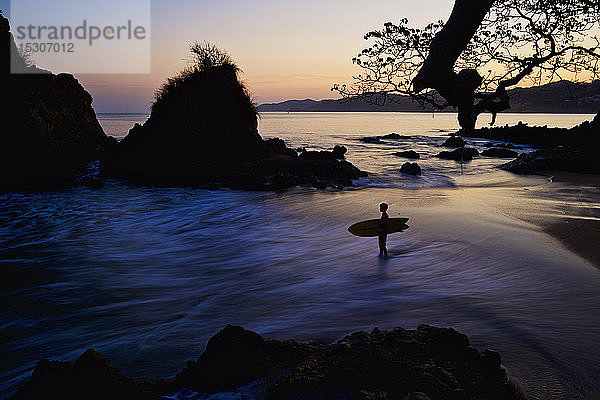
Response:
[[2, 0, 455, 112]]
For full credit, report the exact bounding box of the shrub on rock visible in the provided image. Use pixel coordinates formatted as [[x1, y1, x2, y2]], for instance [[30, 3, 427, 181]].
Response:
[[101, 43, 365, 189]]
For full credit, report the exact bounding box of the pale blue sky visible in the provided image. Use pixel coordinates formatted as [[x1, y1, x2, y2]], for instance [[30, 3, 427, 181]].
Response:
[[2, 0, 454, 112]]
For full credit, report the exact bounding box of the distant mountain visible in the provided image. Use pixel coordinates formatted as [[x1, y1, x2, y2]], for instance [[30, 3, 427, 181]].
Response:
[[258, 80, 600, 114]]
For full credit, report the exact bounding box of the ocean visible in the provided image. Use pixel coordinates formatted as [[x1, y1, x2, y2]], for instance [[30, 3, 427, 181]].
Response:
[[1, 112, 599, 399]]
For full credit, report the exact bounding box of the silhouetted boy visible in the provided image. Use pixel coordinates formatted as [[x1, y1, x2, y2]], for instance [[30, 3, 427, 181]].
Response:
[[378, 203, 389, 256]]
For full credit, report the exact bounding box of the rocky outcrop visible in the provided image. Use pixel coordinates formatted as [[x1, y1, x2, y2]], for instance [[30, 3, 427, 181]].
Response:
[[0, 13, 115, 190], [473, 114, 600, 173], [12, 325, 525, 400], [361, 133, 412, 144], [461, 117, 600, 148], [101, 59, 365, 190], [501, 145, 600, 174], [361, 137, 384, 144], [400, 162, 422, 175], [481, 148, 519, 158], [443, 136, 466, 148], [394, 150, 420, 159], [380, 133, 412, 140], [11, 349, 151, 400], [435, 147, 479, 162]]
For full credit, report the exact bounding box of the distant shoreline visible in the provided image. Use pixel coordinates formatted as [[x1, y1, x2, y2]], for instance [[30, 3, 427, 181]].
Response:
[[96, 111, 598, 115], [257, 80, 600, 114], [257, 110, 597, 114]]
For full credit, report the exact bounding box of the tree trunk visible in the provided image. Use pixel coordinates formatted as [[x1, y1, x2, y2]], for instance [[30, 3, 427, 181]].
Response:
[[412, 0, 495, 132]]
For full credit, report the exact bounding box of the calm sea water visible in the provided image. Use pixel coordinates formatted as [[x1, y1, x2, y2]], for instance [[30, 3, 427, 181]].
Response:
[[1, 112, 599, 399]]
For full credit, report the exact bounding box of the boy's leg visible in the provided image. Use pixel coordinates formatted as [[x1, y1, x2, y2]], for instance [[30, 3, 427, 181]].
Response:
[[378, 234, 387, 255]]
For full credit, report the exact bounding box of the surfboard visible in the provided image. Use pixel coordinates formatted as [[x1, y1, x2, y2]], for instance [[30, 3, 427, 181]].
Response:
[[348, 218, 409, 237]]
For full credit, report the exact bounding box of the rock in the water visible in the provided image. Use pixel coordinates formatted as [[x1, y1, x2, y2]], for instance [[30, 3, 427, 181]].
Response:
[[462, 117, 600, 148], [332, 145, 348, 159], [501, 145, 600, 174], [400, 162, 422, 175], [481, 148, 519, 158], [0, 13, 114, 190], [442, 136, 466, 148], [264, 138, 298, 158], [360, 137, 383, 144], [394, 150, 420, 159], [361, 134, 412, 143], [435, 148, 479, 162], [379, 133, 412, 140], [13, 325, 524, 400], [101, 48, 365, 190]]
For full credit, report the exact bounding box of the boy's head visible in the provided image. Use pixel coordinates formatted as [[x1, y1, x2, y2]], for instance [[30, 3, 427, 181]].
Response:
[[379, 203, 389, 213]]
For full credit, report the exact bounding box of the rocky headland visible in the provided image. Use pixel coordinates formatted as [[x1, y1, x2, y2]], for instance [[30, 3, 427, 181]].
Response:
[[101, 45, 366, 190], [12, 325, 525, 400], [459, 114, 600, 174], [0, 13, 115, 190]]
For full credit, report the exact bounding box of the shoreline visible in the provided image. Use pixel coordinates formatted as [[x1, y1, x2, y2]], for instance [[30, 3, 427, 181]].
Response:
[[505, 171, 600, 268]]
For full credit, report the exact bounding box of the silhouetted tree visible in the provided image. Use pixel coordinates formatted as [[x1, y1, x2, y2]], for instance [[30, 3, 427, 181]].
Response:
[[334, 0, 600, 131]]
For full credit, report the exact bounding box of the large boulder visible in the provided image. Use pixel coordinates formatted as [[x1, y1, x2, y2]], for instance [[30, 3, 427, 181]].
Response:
[[102, 63, 264, 179], [379, 133, 412, 140], [443, 136, 466, 148], [435, 147, 479, 162], [360, 137, 383, 144], [461, 116, 600, 148], [481, 148, 519, 158], [400, 162, 422, 175], [174, 325, 321, 393], [0, 13, 115, 190], [463, 112, 600, 174], [101, 55, 365, 190], [501, 145, 600, 174], [394, 150, 420, 159], [12, 325, 525, 400], [11, 350, 152, 400]]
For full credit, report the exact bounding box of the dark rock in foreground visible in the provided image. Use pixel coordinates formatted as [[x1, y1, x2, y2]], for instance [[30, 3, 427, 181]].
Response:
[[481, 148, 519, 158], [501, 145, 600, 174], [13, 325, 525, 400], [400, 162, 422, 175], [394, 150, 420, 159], [442, 136, 466, 148], [436, 148, 479, 162], [0, 13, 115, 190]]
